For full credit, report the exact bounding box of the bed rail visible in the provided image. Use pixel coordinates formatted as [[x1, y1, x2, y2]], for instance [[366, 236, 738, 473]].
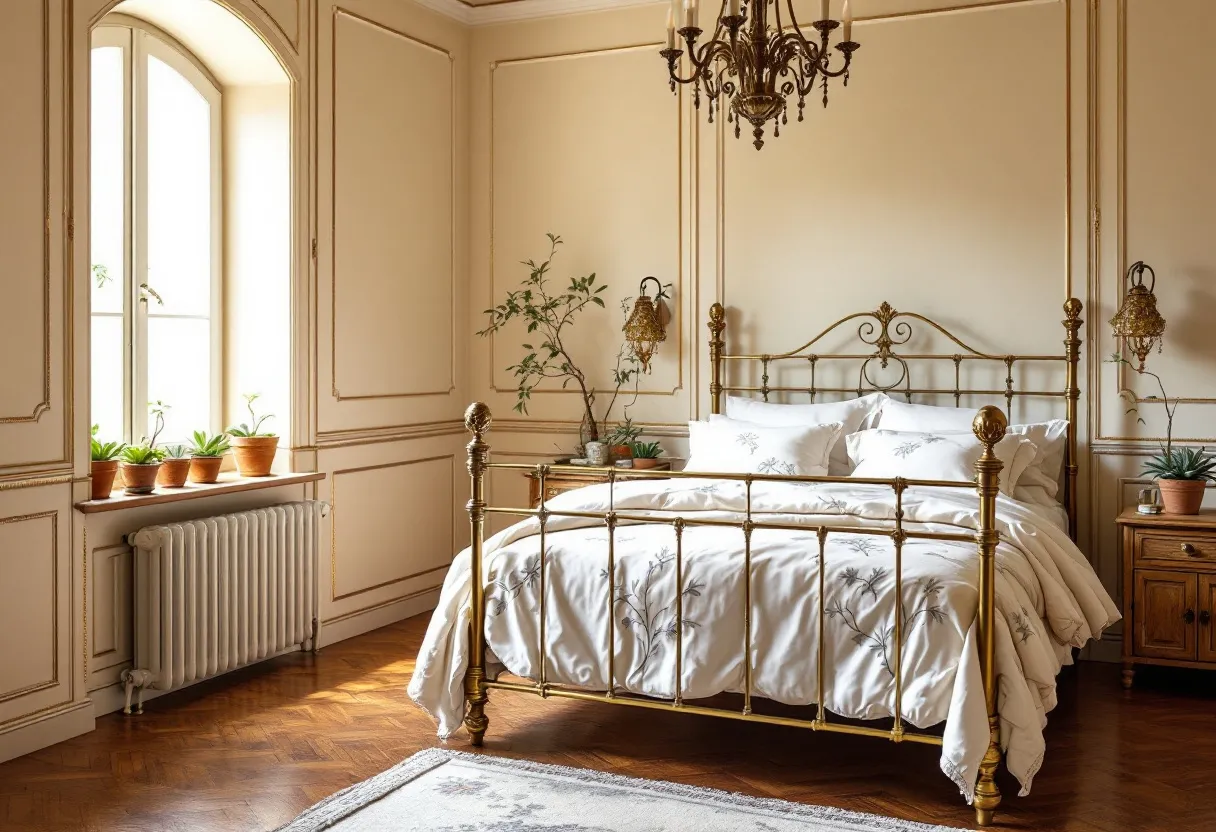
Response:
[[460, 401, 1009, 827]]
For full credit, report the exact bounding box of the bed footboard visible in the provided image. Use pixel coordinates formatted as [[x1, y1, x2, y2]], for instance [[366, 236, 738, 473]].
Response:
[[460, 401, 1008, 826]]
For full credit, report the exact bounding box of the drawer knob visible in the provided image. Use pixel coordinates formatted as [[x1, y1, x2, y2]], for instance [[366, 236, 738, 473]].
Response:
[[1202, 610, 1212, 627], [1184, 609, 1196, 625], [1182, 542, 1200, 557]]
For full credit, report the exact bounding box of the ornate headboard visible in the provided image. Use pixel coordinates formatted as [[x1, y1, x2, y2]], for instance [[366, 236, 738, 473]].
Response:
[[706, 299, 1085, 538]]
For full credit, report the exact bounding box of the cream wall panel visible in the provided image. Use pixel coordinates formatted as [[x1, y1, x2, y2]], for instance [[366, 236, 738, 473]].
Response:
[[0, 0, 68, 472], [487, 45, 683, 419], [316, 0, 468, 437], [0, 485, 72, 730], [251, 0, 300, 51], [1095, 0, 1216, 444]]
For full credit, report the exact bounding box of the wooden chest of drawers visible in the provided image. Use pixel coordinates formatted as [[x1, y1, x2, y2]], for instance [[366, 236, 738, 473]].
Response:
[[1118, 508, 1216, 688], [525, 464, 673, 509]]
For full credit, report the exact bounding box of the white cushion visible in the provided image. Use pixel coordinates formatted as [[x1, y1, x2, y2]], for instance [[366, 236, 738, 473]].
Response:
[[722, 393, 886, 475], [845, 428, 1037, 497], [876, 400, 1069, 499], [686, 418, 842, 477]]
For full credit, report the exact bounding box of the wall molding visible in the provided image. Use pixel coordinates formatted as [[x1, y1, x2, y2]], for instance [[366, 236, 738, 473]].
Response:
[[414, 0, 662, 27], [0, 511, 59, 705]]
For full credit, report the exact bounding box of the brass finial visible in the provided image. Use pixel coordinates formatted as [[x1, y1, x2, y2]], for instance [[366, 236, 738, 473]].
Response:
[[464, 402, 492, 437], [971, 405, 1008, 448]]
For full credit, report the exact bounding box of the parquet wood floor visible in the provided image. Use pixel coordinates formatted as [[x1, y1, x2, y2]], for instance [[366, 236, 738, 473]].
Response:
[[2, 614, 1214, 831]]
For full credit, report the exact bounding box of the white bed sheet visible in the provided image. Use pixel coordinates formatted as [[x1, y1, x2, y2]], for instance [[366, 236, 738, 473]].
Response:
[[409, 478, 1118, 803]]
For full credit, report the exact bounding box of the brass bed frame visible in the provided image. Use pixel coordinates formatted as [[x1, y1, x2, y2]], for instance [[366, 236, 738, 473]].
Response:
[[460, 298, 1084, 827]]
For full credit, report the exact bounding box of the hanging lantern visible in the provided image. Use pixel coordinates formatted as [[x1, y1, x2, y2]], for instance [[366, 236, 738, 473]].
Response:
[[624, 276, 667, 373], [1110, 260, 1166, 371]]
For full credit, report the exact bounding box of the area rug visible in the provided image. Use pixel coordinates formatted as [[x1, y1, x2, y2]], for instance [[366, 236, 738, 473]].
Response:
[[277, 748, 963, 832]]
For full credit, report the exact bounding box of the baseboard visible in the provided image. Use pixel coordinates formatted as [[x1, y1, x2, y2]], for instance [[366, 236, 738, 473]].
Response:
[[319, 589, 441, 647], [0, 700, 94, 764]]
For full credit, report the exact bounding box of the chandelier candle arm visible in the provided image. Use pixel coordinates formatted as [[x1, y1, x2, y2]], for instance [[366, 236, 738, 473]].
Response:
[[660, 0, 860, 150]]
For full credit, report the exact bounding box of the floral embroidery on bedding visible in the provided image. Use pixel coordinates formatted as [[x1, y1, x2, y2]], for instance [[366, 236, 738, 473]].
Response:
[[757, 457, 796, 475], [825, 570, 946, 677], [840, 535, 882, 557], [893, 441, 922, 459], [488, 556, 541, 616], [607, 549, 703, 684], [735, 432, 760, 455], [1011, 607, 1036, 643]]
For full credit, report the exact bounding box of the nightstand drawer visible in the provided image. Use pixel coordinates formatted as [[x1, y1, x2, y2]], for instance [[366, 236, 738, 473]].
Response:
[[1135, 531, 1216, 564]]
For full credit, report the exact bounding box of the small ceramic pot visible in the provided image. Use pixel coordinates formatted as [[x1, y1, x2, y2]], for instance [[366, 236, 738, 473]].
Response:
[[632, 458, 662, 470], [1158, 478, 1207, 515], [609, 444, 633, 463], [90, 460, 119, 500], [120, 462, 162, 495], [157, 458, 191, 488], [231, 436, 279, 477], [584, 441, 608, 466], [189, 455, 224, 484]]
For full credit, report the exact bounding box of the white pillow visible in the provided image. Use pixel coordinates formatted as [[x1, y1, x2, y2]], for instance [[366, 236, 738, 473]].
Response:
[[876, 400, 1069, 498], [845, 429, 1037, 497], [686, 418, 842, 477], [723, 393, 886, 475]]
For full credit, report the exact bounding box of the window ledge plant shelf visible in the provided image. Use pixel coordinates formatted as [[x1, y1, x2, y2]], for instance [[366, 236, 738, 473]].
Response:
[[74, 471, 325, 514]]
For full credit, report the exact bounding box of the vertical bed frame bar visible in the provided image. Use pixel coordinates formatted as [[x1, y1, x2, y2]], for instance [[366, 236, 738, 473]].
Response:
[[463, 403, 492, 746]]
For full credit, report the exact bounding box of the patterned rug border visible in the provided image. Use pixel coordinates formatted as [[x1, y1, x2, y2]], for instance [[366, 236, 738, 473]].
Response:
[[276, 747, 966, 832]]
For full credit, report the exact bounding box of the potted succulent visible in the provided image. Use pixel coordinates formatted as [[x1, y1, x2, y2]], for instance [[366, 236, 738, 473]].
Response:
[[188, 431, 230, 483], [1111, 353, 1215, 514], [119, 403, 168, 495], [89, 425, 126, 499], [157, 444, 191, 488], [227, 393, 278, 477], [628, 441, 665, 470]]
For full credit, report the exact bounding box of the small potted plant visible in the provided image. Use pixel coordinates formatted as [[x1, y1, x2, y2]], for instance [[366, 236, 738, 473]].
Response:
[[628, 440, 665, 470], [188, 431, 230, 483], [605, 420, 643, 463], [227, 393, 278, 477], [157, 444, 191, 488], [1111, 353, 1215, 514], [89, 425, 126, 499], [119, 403, 168, 495]]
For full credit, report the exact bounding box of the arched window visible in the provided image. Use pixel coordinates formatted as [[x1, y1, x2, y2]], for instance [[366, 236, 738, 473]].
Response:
[[90, 21, 221, 445]]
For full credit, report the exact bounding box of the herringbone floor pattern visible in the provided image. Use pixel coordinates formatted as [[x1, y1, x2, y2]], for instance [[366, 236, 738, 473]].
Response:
[[1, 614, 1213, 831]]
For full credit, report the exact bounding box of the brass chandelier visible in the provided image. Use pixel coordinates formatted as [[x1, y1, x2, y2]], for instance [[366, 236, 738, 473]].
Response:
[[661, 0, 860, 150]]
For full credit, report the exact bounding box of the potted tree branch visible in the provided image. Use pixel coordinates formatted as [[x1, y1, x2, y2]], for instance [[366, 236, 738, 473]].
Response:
[[1111, 353, 1215, 514], [227, 393, 278, 477], [478, 234, 658, 458], [89, 425, 125, 500], [188, 431, 230, 483]]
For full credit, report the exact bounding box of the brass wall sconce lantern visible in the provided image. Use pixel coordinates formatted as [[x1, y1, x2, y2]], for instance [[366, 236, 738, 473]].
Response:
[[624, 276, 668, 373], [1110, 260, 1166, 371]]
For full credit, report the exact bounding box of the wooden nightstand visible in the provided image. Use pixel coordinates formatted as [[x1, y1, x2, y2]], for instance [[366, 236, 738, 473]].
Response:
[[525, 463, 676, 509], [1117, 507, 1216, 689]]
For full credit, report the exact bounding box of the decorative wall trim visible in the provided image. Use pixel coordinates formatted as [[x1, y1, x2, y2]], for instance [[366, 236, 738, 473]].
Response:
[[329, 454, 456, 603], [250, 0, 300, 52], [320, 582, 443, 625], [313, 418, 465, 446], [414, 0, 662, 27], [487, 41, 684, 398], [0, 474, 72, 491], [0, 511, 59, 704], [329, 7, 458, 402]]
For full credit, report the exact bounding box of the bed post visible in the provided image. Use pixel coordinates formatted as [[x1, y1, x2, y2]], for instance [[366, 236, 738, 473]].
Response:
[[972, 405, 1007, 827], [709, 302, 726, 415], [1062, 298, 1083, 541], [463, 402, 492, 746]]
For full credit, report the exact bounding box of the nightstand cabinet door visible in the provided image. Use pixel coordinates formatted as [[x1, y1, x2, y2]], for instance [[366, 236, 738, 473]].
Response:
[[1200, 575, 1216, 664], [1133, 569, 1196, 661]]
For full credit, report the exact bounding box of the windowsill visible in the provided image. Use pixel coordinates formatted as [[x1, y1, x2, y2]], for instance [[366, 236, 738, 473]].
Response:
[[74, 471, 325, 514]]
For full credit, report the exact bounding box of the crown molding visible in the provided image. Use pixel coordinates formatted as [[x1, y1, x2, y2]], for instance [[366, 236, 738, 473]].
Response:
[[414, 0, 663, 27]]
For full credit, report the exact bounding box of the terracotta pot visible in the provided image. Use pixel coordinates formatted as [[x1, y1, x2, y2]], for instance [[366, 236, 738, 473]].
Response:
[[231, 436, 279, 477], [120, 462, 162, 495], [157, 458, 191, 488], [189, 455, 224, 484], [90, 460, 119, 500], [609, 444, 632, 462], [631, 458, 662, 470], [1158, 478, 1208, 515]]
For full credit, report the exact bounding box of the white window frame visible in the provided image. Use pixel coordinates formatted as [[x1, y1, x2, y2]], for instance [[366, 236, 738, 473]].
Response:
[[91, 21, 223, 445]]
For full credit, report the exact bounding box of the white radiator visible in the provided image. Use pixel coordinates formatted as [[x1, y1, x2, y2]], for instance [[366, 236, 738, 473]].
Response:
[[122, 500, 329, 713]]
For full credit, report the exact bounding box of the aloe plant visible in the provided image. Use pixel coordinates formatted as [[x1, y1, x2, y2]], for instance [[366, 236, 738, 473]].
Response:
[[190, 430, 231, 458], [119, 445, 164, 465], [628, 440, 664, 459], [161, 444, 189, 459], [90, 424, 126, 462], [227, 393, 276, 437]]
